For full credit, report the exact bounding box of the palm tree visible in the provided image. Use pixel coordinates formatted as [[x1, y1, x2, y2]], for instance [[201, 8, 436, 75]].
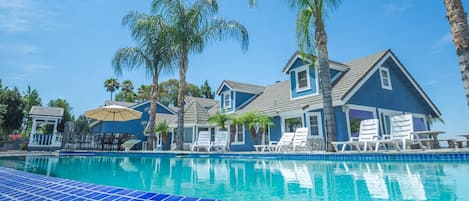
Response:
[[239, 111, 272, 145], [208, 112, 231, 131], [152, 0, 249, 150], [104, 78, 120, 101], [256, 114, 274, 145], [155, 121, 170, 150], [112, 10, 176, 150], [289, 0, 341, 152], [444, 0, 469, 106]]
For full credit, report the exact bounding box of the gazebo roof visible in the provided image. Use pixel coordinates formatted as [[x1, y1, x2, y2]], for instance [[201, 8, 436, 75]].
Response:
[[29, 106, 64, 118]]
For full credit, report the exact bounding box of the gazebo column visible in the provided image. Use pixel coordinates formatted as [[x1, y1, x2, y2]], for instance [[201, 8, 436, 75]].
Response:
[[52, 119, 58, 146], [29, 118, 38, 145]]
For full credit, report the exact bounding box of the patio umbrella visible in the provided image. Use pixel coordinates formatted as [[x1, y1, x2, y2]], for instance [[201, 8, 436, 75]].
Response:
[[85, 105, 142, 122]]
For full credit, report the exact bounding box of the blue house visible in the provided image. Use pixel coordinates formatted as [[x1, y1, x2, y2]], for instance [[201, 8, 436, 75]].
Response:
[[216, 49, 441, 151], [90, 100, 176, 142]]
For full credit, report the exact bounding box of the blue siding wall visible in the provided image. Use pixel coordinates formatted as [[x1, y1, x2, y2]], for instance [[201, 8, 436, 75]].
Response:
[[290, 58, 306, 70], [290, 66, 318, 99], [235, 91, 256, 109], [308, 107, 348, 142], [230, 124, 255, 151], [348, 57, 432, 115], [270, 116, 282, 141], [91, 102, 174, 141]]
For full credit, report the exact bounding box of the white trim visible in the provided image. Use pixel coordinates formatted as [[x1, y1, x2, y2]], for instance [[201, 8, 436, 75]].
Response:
[[223, 91, 231, 109], [379, 67, 393, 90], [331, 71, 343, 83], [405, 112, 428, 130], [342, 51, 440, 117], [132, 100, 176, 114], [283, 53, 349, 74], [280, 113, 304, 133], [346, 104, 378, 138], [232, 124, 245, 145], [215, 82, 233, 96], [289, 64, 319, 100], [306, 112, 323, 139], [377, 108, 402, 135], [295, 66, 312, 92]]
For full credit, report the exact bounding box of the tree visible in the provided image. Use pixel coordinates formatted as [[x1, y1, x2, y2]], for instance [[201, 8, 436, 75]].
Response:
[[444, 0, 469, 106], [256, 114, 274, 145], [136, 84, 152, 102], [74, 115, 91, 134], [0, 87, 25, 134], [0, 104, 6, 135], [23, 85, 42, 114], [153, 0, 249, 150], [158, 79, 204, 106], [115, 80, 137, 102], [154, 121, 170, 149], [239, 111, 271, 145], [200, 80, 214, 99], [113, 9, 176, 150], [229, 115, 243, 144], [289, 0, 341, 152], [48, 99, 73, 132], [208, 112, 231, 131], [104, 78, 120, 101]]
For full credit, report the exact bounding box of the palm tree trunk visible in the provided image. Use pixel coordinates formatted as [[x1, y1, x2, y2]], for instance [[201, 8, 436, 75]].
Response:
[[315, 23, 336, 152], [176, 50, 188, 150], [147, 75, 159, 151], [444, 0, 469, 106]]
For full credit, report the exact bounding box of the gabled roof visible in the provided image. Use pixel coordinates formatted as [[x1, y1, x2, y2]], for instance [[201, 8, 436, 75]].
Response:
[[104, 100, 137, 108], [236, 49, 441, 117], [216, 80, 265, 95], [29, 106, 64, 117], [282, 51, 349, 74], [236, 50, 389, 115], [184, 96, 218, 109]]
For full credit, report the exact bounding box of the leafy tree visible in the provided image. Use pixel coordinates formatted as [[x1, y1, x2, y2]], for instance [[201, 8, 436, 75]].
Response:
[[153, 0, 249, 150], [200, 80, 214, 99], [48, 99, 73, 132], [74, 115, 91, 134], [158, 79, 204, 106], [0, 87, 25, 134], [104, 78, 120, 101], [136, 84, 152, 102], [154, 121, 170, 149], [23, 85, 42, 114], [115, 80, 137, 102], [444, 0, 469, 106], [0, 104, 6, 135], [208, 112, 231, 130], [228, 115, 243, 143], [113, 9, 176, 150], [289, 0, 341, 152]]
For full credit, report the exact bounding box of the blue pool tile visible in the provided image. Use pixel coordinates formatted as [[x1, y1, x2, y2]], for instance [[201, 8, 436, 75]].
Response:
[[150, 194, 170, 200], [138, 193, 157, 199], [115, 197, 132, 201], [102, 195, 121, 201], [163, 196, 184, 201], [127, 191, 146, 197], [181, 198, 199, 201]]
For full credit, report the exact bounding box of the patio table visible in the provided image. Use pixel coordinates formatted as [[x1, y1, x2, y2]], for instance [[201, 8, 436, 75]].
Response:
[[412, 131, 445, 149]]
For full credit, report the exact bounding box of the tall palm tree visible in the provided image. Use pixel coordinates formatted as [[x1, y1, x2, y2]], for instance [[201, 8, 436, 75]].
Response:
[[208, 112, 231, 131], [121, 80, 135, 93], [152, 0, 249, 150], [444, 0, 469, 106], [112, 10, 176, 150], [104, 78, 120, 101], [289, 0, 341, 152]]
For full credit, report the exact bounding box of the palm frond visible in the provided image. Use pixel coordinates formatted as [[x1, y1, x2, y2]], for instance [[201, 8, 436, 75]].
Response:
[[202, 17, 249, 52], [112, 47, 152, 76]]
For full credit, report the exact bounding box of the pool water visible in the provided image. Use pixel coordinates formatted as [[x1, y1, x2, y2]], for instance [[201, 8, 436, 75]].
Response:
[[0, 155, 468, 201]]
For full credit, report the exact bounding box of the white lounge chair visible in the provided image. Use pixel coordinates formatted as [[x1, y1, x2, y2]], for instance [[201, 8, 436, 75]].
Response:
[[374, 114, 428, 151], [212, 131, 229, 151], [292, 128, 310, 151], [331, 119, 380, 152], [254, 132, 294, 152], [190, 131, 212, 151], [121, 139, 141, 151]]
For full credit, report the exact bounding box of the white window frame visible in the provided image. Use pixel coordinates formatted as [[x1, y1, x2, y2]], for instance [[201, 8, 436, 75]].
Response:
[[345, 104, 377, 138], [223, 92, 231, 109], [379, 67, 392, 90], [378, 108, 403, 135], [306, 112, 323, 139], [295, 66, 311, 92], [405, 112, 428, 131], [281, 113, 304, 133], [231, 124, 245, 145]]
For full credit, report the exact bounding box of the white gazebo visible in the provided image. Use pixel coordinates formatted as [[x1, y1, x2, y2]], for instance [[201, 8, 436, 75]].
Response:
[[28, 106, 64, 151]]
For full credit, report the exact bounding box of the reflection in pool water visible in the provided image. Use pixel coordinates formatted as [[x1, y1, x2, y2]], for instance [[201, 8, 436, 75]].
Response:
[[0, 155, 467, 201]]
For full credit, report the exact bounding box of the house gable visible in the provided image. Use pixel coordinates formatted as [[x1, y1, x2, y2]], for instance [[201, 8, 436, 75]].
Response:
[[347, 53, 439, 117]]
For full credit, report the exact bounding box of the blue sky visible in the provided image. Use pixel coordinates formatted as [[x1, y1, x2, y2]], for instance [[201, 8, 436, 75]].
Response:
[[0, 0, 468, 136]]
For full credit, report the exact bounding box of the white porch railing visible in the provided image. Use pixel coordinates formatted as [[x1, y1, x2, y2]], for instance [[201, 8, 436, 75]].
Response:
[[29, 134, 62, 147]]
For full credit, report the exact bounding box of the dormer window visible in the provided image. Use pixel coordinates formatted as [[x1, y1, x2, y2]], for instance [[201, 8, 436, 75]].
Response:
[[223, 92, 231, 109], [379, 67, 392, 90], [296, 67, 311, 92]]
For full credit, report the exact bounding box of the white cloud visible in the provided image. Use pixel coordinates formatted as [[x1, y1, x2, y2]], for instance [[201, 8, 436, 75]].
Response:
[[0, 44, 40, 55], [383, 2, 411, 15], [432, 33, 453, 54], [0, 0, 55, 33]]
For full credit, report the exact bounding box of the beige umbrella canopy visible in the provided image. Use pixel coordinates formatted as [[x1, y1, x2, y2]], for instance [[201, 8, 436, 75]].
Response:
[[85, 105, 142, 121]]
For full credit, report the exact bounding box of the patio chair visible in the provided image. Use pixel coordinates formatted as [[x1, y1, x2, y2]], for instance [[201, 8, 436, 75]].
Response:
[[331, 119, 380, 152], [121, 139, 141, 151], [212, 131, 229, 152], [253, 132, 294, 152], [190, 131, 212, 152], [292, 127, 310, 151], [374, 114, 428, 151]]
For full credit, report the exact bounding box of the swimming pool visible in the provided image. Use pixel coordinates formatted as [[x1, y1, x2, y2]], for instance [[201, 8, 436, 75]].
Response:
[[0, 155, 468, 201]]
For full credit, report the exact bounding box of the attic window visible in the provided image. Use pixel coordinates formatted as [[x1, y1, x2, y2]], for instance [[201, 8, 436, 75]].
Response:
[[223, 92, 231, 109], [296, 68, 311, 92], [379, 67, 392, 90]]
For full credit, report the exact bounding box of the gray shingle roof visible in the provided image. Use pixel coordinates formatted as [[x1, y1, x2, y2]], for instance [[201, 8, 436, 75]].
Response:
[[162, 97, 220, 125], [104, 100, 137, 108], [184, 96, 218, 109], [236, 50, 389, 115], [282, 51, 349, 73], [216, 80, 265, 95], [29, 106, 64, 117]]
